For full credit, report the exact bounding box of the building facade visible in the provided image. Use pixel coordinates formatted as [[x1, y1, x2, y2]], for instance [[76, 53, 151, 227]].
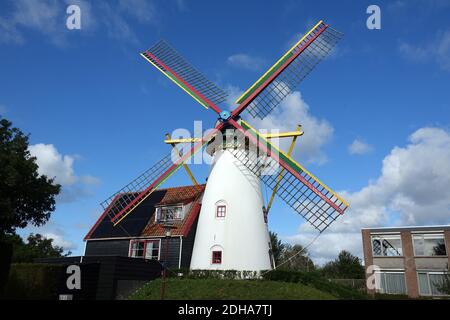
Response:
[[362, 225, 450, 298], [84, 185, 205, 269]]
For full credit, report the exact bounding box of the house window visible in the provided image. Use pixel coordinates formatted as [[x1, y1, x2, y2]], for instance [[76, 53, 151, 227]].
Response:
[[144, 240, 160, 260], [212, 251, 222, 264], [216, 205, 226, 218], [130, 241, 145, 258], [374, 271, 407, 295], [413, 234, 447, 256], [418, 272, 449, 296], [130, 240, 160, 260], [371, 235, 403, 257], [157, 205, 183, 222]]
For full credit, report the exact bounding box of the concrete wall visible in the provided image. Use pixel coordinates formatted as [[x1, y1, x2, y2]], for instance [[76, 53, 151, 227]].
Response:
[[362, 227, 450, 298]]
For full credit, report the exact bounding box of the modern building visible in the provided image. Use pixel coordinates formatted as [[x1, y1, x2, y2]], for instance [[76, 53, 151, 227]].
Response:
[[84, 184, 205, 269], [362, 225, 450, 298]]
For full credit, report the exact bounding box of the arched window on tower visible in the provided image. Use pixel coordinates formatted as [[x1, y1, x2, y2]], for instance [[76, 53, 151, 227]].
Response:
[[211, 245, 223, 265], [215, 200, 227, 218]]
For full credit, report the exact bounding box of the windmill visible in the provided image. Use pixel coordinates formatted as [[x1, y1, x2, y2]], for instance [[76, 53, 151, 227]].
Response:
[[101, 20, 349, 271]]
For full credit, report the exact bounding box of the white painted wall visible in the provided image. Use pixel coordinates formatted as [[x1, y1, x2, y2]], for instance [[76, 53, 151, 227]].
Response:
[[190, 149, 273, 271]]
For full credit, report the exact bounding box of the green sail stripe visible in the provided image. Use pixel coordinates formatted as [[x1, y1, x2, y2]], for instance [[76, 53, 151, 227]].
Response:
[[236, 51, 293, 104], [240, 121, 305, 177], [164, 70, 209, 108]]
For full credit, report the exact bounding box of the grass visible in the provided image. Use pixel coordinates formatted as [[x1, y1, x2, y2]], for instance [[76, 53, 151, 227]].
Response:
[[129, 278, 337, 300]]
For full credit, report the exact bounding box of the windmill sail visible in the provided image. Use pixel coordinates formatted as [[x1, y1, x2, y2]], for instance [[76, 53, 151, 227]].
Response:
[[102, 147, 185, 225], [105, 126, 224, 226], [228, 120, 348, 232], [233, 21, 342, 119], [141, 40, 228, 112]]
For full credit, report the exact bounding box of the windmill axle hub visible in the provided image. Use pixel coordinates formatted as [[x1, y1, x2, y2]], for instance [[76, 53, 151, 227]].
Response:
[[219, 110, 231, 121]]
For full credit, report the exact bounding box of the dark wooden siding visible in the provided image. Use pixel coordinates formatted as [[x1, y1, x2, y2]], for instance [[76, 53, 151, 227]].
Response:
[[86, 238, 183, 270], [35, 256, 161, 300], [85, 239, 130, 257], [160, 237, 181, 269], [180, 217, 198, 269]]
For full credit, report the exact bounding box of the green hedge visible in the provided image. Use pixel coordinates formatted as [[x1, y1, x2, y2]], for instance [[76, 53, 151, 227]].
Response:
[[2, 263, 63, 300], [169, 269, 262, 280], [0, 241, 13, 294], [261, 270, 368, 300], [165, 269, 367, 300]]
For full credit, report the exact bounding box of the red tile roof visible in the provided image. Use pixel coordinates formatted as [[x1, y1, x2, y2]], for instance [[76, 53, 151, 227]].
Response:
[[158, 184, 205, 205], [141, 184, 205, 237], [84, 184, 205, 240]]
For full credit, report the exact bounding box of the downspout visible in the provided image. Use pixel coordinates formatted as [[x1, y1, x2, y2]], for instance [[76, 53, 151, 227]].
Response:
[[179, 236, 183, 269]]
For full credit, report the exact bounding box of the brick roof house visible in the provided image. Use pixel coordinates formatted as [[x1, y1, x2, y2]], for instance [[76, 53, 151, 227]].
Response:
[[84, 184, 205, 269]]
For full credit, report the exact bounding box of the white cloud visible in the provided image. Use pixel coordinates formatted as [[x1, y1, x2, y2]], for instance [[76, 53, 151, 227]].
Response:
[[5, 0, 67, 46], [398, 42, 428, 63], [249, 91, 334, 165], [348, 139, 373, 155], [118, 0, 157, 24], [0, 16, 24, 44], [29, 144, 77, 185], [43, 232, 76, 250], [98, 0, 159, 45], [288, 127, 450, 265], [399, 30, 450, 71], [28, 143, 100, 203], [227, 53, 266, 71], [223, 84, 244, 109], [80, 175, 101, 186], [0, 0, 155, 46], [288, 232, 363, 266]]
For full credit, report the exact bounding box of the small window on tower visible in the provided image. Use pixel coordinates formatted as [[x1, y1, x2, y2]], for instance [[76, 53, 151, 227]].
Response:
[[216, 205, 226, 218], [212, 251, 222, 264]]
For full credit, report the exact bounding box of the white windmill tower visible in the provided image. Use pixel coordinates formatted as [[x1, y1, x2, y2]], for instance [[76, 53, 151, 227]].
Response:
[[189, 125, 272, 270], [103, 20, 349, 272]]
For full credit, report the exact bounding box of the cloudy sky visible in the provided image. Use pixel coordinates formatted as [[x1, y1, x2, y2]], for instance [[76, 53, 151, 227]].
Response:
[[1, 0, 449, 264]]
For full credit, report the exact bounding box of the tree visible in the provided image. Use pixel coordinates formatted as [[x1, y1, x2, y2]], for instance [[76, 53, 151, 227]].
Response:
[[436, 274, 450, 295], [269, 231, 285, 266], [321, 250, 365, 279], [279, 244, 315, 272], [5, 233, 70, 263], [0, 117, 60, 238]]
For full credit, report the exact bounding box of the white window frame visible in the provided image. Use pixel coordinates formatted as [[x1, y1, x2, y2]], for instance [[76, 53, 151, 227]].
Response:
[[412, 233, 447, 257], [215, 201, 227, 220], [374, 270, 407, 295], [210, 244, 224, 265], [216, 205, 226, 218], [417, 271, 449, 297], [371, 234, 403, 257], [129, 239, 161, 260], [155, 204, 184, 222], [129, 240, 145, 258]]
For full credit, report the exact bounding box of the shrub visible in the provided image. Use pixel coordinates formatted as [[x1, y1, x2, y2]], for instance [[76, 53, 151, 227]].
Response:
[[2, 263, 63, 300], [168, 269, 261, 280], [0, 241, 13, 295], [262, 270, 367, 300]]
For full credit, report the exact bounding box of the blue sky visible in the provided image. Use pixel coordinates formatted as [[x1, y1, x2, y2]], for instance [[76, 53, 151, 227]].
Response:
[[1, 0, 450, 263]]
